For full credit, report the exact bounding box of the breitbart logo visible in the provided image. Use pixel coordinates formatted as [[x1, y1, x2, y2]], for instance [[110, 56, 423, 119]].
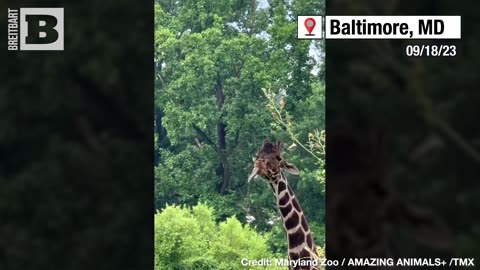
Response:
[[8, 8, 64, 51]]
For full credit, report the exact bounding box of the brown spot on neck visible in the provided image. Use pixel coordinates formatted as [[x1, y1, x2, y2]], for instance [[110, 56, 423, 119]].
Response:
[[284, 211, 299, 230], [278, 191, 290, 206], [288, 228, 305, 248]]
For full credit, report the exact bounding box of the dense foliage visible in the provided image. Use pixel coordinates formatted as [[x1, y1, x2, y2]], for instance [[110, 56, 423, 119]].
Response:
[[154, 0, 325, 266], [155, 204, 286, 270]]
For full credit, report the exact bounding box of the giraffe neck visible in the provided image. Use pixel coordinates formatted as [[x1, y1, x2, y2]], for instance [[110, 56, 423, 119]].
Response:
[[270, 172, 317, 269]]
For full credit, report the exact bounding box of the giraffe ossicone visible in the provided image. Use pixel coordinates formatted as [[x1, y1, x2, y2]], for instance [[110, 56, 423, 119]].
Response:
[[248, 139, 318, 270]]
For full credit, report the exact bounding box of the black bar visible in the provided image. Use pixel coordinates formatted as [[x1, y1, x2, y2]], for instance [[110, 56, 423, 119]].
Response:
[[0, 0, 154, 269]]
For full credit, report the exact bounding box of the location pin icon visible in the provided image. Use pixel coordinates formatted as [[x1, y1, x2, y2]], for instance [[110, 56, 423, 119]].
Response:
[[304, 18, 316, 35]]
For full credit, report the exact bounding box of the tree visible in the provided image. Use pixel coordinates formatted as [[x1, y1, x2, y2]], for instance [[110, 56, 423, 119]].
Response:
[[155, 204, 280, 270], [155, 0, 326, 256]]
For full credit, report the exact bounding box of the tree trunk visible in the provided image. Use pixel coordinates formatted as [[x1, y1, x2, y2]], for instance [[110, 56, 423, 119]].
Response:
[[215, 77, 230, 194]]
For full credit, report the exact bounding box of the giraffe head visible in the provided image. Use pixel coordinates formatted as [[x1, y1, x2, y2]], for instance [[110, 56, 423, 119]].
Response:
[[248, 139, 299, 182]]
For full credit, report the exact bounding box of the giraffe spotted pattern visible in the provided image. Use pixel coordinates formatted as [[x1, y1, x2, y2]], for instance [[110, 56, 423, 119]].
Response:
[[248, 140, 318, 270]]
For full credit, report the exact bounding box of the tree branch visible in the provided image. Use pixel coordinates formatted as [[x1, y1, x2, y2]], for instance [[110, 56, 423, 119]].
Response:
[[192, 124, 216, 147]]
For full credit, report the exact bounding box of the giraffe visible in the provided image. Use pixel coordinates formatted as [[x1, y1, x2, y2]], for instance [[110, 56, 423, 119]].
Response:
[[248, 139, 318, 270]]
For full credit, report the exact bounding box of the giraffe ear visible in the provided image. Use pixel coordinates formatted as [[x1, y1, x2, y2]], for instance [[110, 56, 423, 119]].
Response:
[[248, 167, 259, 182], [282, 161, 299, 175], [276, 140, 282, 150]]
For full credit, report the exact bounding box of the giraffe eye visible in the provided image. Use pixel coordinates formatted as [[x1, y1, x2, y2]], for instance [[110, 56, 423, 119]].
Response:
[[276, 156, 282, 161]]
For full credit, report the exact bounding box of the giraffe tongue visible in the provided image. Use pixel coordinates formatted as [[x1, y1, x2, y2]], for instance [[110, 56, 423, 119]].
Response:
[[247, 167, 259, 183]]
